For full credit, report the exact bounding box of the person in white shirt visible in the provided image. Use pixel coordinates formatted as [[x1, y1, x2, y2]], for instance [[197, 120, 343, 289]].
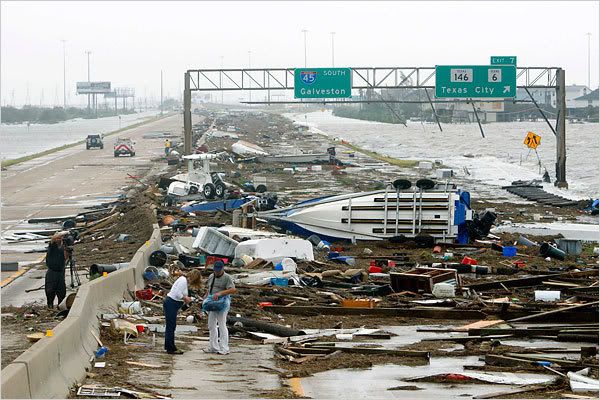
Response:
[[163, 269, 202, 354]]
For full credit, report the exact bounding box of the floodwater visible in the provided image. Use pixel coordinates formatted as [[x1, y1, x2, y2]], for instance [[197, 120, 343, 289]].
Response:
[[287, 111, 599, 200], [1, 110, 160, 160], [299, 356, 555, 399]]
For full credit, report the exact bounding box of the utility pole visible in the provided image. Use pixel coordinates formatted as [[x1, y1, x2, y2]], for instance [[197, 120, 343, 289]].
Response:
[[330, 31, 335, 67], [160, 70, 163, 115], [61, 40, 67, 108], [85, 50, 91, 112], [183, 72, 192, 155], [302, 29, 308, 67], [555, 68, 567, 188], [248, 51, 252, 103], [586, 33, 592, 89]]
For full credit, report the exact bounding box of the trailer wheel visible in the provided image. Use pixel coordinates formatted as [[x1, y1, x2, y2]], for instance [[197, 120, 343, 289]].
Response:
[[203, 183, 216, 199], [416, 178, 436, 190], [189, 185, 199, 195], [392, 179, 412, 190], [256, 184, 267, 193], [215, 182, 226, 198]]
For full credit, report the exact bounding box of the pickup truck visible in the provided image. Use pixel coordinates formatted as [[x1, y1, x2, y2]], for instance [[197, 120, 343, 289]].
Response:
[[114, 138, 135, 157]]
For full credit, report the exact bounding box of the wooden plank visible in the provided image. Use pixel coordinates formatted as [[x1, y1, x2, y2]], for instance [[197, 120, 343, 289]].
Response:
[[264, 305, 486, 320], [455, 319, 504, 332], [507, 301, 599, 323], [125, 361, 163, 368], [473, 385, 544, 399], [309, 345, 429, 358]]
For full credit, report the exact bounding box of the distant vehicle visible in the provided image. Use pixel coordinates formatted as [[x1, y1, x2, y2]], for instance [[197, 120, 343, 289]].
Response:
[[86, 134, 103, 150], [114, 137, 135, 157]]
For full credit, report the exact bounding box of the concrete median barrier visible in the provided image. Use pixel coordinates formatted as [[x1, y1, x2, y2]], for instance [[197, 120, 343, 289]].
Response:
[[1, 224, 161, 399]]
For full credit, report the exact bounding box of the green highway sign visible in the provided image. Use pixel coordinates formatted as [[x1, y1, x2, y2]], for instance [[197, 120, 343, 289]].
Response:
[[491, 56, 517, 65], [294, 68, 352, 99], [435, 65, 517, 99]]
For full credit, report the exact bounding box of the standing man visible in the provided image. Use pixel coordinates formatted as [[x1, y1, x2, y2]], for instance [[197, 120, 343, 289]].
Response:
[[163, 270, 202, 355], [164, 139, 171, 156], [45, 232, 67, 309], [204, 261, 236, 355]]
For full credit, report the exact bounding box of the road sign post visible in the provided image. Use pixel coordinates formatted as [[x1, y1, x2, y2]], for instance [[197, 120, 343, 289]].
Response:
[[294, 68, 352, 99], [491, 56, 517, 66], [435, 65, 516, 98]]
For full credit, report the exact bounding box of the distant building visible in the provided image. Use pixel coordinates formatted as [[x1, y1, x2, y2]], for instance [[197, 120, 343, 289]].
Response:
[[516, 88, 554, 106], [565, 85, 591, 108], [571, 88, 599, 108]]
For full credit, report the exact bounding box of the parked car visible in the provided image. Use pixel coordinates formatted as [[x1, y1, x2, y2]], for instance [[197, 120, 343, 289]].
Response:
[[114, 137, 135, 157], [86, 134, 103, 150]]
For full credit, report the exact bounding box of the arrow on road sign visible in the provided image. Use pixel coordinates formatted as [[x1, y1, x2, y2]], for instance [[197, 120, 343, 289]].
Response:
[[503, 86, 510, 94]]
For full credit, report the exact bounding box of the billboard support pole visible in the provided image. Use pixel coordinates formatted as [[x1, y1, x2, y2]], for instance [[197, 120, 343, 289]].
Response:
[[555, 68, 567, 188]]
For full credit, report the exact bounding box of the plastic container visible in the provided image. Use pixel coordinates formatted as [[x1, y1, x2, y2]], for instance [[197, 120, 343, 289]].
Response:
[[555, 239, 582, 255], [95, 346, 108, 358], [517, 235, 538, 247], [270, 277, 289, 286], [119, 301, 142, 314], [369, 265, 383, 274], [432, 282, 456, 298], [273, 263, 283, 271], [461, 256, 477, 265], [502, 246, 517, 257], [258, 302, 273, 308], [535, 290, 561, 302], [540, 243, 566, 261], [281, 258, 297, 272]]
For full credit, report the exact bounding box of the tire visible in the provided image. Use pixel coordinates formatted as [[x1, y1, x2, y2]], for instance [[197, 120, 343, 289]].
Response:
[[100, 145, 104, 149], [416, 178, 436, 190], [86, 145, 90, 150], [131, 152, 135, 156], [203, 183, 216, 199], [114, 152, 118, 157], [256, 184, 267, 193], [392, 179, 412, 190], [189, 185, 199, 195], [164, 195, 175, 206], [215, 182, 226, 198]]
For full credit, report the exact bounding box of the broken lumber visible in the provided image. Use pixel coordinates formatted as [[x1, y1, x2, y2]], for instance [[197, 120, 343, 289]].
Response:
[[507, 301, 599, 323], [306, 344, 430, 358], [227, 316, 305, 337], [264, 305, 486, 320]]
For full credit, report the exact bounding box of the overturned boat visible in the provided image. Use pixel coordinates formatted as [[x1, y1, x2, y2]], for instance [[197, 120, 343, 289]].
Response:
[[259, 179, 474, 243]]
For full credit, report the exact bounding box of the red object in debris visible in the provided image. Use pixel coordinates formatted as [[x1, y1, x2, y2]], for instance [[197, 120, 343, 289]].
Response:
[[433, 245, 442, 254], [135, 289, 153, 300], [369, 265, 383, 274], [387, 260, 396, 268], [206, 256, 229, 266], [330, 245, 344, 252], [135, 324, 146, 334], [513, 260, 526, 268], [258, 302, 273, 309], [461, 256, 478, 265]]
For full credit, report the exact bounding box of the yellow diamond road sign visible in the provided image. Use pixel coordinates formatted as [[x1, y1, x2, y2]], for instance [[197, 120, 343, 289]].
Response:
[[524, 132, 541, 149]]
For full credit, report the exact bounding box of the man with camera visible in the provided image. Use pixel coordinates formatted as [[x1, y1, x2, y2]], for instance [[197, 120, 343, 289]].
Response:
[[45, 232, 68, 309]]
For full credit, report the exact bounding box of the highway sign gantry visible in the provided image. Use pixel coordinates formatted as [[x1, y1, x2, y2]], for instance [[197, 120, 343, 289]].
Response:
[[294, 68, 352, 99], [435, 65, 516, 99]]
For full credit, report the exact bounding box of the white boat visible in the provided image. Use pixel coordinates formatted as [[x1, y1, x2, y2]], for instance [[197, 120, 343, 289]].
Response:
[[231, 140, 268, 156], [257, 153, 331, 164], [259, 185, 473, 242]]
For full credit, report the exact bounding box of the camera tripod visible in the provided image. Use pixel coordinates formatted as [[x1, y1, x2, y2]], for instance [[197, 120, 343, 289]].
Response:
[[65, 248, 81, 288]]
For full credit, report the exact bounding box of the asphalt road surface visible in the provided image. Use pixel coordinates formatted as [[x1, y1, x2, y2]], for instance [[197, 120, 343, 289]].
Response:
[[1, 113, 193, 306]]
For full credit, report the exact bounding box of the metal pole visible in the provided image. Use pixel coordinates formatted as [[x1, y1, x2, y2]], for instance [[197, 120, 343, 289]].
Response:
[[220, 56, 224, 104], [183, 72, 192, 155], [160, 70, 163, 115], [555, 68, 567, 188], [470, 102, 485, 138], [247, 53, 252, 104], [524, 87, 556, 136], [61, 40, 66, 108], [302, 29, 308, 67], [424, 88, 442, 132], [330, 32, 335, 67], [586, 33, 591, 90], [86, 50, 91, 112]]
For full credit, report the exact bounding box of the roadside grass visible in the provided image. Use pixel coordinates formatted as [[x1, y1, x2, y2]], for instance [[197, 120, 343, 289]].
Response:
[[338, 141, 419, 168], [1, 113, 171, 168]]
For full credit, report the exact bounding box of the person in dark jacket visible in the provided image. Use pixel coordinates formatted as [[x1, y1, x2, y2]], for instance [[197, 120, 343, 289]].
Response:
[[45, 232, 67, 309]]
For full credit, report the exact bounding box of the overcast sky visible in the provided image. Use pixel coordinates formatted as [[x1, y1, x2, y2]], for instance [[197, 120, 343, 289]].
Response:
[[1, 1, 598, 107]]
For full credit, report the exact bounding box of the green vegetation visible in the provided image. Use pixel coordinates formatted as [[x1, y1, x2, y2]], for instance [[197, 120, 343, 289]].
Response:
[[0, 106, 136, 124], [1, 114, 169, 168], [339, 141, 418, 168]]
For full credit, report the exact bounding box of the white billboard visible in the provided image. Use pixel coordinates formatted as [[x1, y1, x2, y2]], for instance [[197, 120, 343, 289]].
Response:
[[76, 81, 111, 94]]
